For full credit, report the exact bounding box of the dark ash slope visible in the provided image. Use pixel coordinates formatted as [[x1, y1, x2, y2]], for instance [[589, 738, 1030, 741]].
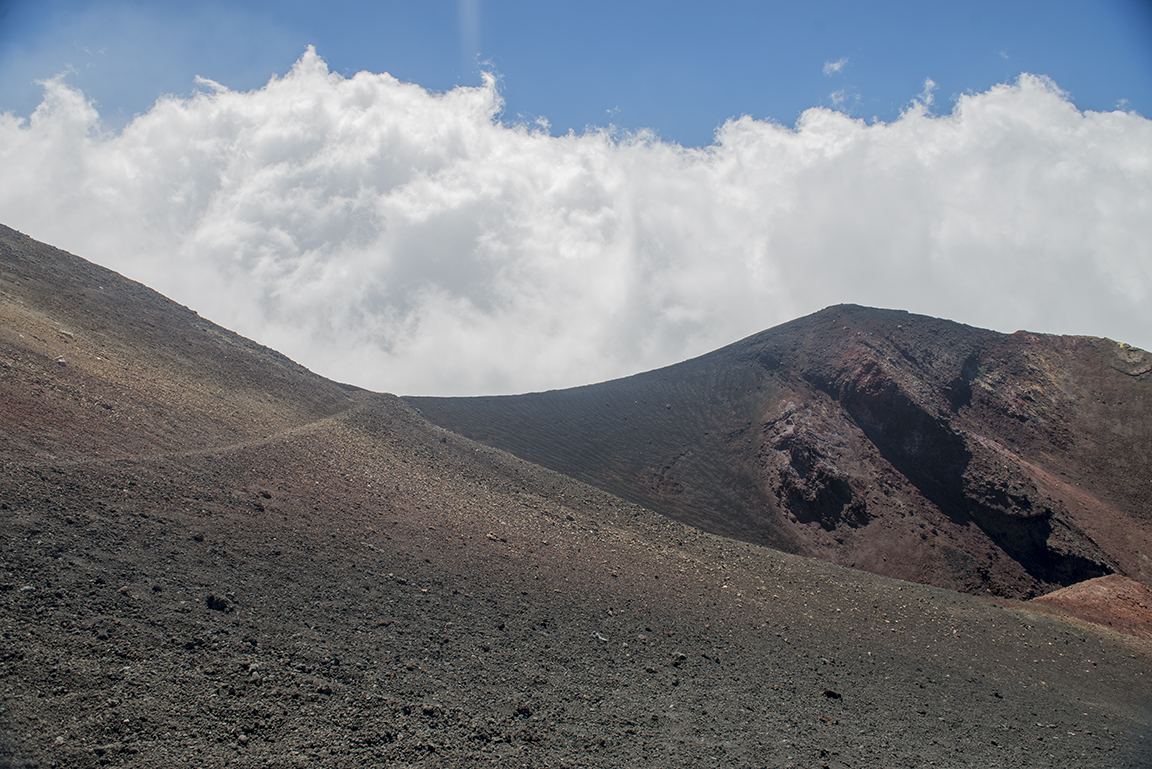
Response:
[[408, 305, 1152, 600], [1, 224, 1150, 768]]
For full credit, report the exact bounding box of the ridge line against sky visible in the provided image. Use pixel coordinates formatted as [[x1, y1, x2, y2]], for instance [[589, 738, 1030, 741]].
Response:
[[0, 2, 1150, 396]]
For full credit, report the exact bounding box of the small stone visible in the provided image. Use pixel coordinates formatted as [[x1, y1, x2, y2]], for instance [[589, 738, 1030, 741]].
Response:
[[205, 594, 230, 612]]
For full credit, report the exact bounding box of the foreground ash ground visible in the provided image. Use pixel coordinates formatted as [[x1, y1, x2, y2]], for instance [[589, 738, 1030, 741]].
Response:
[[0, 223, 1150, 768]]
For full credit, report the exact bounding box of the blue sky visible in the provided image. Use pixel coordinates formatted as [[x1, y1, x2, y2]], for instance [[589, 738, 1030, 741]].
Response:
[[2, 1, 1150, 146], [1, 1, 1150, 395]]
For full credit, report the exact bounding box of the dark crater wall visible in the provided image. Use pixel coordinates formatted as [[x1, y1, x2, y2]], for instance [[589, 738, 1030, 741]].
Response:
[[408, 305, 1152, 599]]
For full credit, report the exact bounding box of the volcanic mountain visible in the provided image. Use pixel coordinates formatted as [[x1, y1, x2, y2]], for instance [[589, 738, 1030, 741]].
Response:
[[408, 305, 1152, 601], [1, 223, 1150, 768]]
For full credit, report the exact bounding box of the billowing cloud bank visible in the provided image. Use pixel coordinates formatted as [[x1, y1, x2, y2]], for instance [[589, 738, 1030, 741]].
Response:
[[2, 49, 1150, 395]]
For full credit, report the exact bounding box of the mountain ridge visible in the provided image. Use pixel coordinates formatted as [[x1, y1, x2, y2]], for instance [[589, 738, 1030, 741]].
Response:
[[408, 304, 1152, 600], [2, 223, 1150, 767]]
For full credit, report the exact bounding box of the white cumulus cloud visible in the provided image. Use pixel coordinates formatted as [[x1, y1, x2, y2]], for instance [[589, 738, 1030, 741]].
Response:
[[1, 49, 1150, 395]]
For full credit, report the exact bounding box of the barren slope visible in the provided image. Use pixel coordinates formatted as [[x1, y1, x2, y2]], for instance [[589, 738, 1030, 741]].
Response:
[[408, 306, 1152, 601], [1, 225, 1150, 767]]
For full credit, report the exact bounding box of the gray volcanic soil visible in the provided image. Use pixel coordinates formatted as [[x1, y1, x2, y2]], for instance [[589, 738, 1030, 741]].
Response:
[[1, 224, 1151, 768]]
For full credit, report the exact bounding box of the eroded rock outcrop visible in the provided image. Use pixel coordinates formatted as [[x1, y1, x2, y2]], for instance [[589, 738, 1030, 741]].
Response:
[[409, 305, 1152, 600]]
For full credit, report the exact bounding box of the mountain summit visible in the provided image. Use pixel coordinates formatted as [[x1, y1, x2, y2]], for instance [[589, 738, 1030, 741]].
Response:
[[409, 305, 1152, 600]]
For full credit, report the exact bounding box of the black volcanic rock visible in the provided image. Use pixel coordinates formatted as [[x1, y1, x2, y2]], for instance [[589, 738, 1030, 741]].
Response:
[[408, 305, 1152, 599]]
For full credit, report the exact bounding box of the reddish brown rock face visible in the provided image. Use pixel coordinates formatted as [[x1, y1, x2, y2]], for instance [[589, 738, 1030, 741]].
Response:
[[1033, 575, 1152, 641], [409, 305, 1152, 601]]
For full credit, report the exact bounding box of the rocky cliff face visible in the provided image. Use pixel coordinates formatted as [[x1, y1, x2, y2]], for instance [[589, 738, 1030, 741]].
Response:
[[409, 305, 1152, 599]]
